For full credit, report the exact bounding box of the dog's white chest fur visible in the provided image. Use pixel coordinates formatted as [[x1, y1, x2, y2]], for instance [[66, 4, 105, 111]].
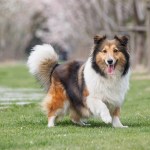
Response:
[[84, 58, 130, 107]]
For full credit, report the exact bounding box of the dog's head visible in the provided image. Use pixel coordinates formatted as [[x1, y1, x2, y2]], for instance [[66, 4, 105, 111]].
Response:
[[92, 35, 130, 77]]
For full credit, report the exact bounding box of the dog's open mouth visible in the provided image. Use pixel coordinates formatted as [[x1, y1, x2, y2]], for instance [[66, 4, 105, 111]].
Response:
[[107, 61, 117, 75], [107, 64, 115, 74]]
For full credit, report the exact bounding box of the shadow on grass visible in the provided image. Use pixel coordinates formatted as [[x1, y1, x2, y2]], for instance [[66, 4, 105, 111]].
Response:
[[17, 118, 111, 128], [56, 120, 111, 128]]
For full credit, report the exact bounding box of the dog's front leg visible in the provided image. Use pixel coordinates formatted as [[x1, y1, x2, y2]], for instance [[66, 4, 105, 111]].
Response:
[[112, 107, 128, 128], [87, 96, 112, 124]]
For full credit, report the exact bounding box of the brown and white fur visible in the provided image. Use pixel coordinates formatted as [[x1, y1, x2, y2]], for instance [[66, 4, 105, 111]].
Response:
[[27, 35, 130, 128]]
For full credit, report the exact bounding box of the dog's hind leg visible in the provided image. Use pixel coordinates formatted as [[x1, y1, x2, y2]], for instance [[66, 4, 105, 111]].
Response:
[[48, 114, 56, 127], [70, 109, 90, 126], [47, 102, 69, 127], [70, 109, 83, 125], [112, 107, 128, 128], [42, 79, 68, 127]]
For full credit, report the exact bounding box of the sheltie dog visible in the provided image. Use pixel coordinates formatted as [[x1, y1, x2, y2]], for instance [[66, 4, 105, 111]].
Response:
[[27, 35, 130, 128]]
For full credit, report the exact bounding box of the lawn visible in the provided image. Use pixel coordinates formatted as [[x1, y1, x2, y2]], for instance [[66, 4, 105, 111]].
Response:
[[0, 64, 150, 150], [0, 64, 40, 88]]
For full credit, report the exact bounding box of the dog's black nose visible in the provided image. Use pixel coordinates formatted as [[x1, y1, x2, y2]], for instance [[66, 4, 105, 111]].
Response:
[[107, 59, 113, 65]]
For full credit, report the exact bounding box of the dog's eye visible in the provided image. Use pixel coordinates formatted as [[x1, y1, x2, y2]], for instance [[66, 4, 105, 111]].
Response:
[[102, 49, 107, 53], [114, 48, 119, 53]]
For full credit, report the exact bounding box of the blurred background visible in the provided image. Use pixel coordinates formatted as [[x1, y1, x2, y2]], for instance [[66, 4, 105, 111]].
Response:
[[0, 0, 150, 71]]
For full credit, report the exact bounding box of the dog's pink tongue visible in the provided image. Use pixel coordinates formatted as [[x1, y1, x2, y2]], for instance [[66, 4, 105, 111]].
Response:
[[107, 65, 114, 74]]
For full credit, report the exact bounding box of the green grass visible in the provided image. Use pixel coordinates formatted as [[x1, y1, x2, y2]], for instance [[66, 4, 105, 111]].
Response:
[[0, 64, 150, 150], [0, 64, 39, 88]]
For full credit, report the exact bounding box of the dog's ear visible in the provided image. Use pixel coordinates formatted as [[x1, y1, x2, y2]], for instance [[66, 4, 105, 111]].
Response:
[[94, 35, 106, 44], [114, 35, 129, 46]]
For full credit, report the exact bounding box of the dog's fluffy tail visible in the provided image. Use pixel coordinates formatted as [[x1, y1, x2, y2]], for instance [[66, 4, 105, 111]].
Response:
[[27, 44, 58, 91]]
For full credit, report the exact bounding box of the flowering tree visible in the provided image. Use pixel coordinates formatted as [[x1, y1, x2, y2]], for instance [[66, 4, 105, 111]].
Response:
[[0, 0, 148, 69]]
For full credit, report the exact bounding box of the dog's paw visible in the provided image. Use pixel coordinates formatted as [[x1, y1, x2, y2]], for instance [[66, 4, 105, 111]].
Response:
[[121, 125, 128, 128], [112, 117, 128, 128], [101, 112, 112, 124], [113, 124, 128, 128], [48, 123, 55, 128], [80, 120, 91, 126], [72, 119, 91, 126]]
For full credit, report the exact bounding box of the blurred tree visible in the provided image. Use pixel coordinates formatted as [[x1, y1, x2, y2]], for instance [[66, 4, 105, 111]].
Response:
[[0, 0, 45, 61], [0, 0, 149, 70]]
